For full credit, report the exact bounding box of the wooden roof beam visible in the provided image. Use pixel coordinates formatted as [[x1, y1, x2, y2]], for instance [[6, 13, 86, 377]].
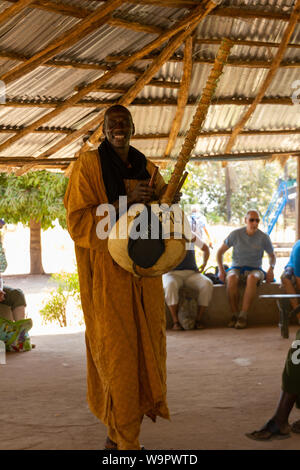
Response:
[[127, 1, 300, 21], [107, 17, 164, 34], [0, 0, 36, 25], [75, 79, 180, 93], [80, 2, 219, 153], [36, 1, 217, 163], [0, 1, 218, 157], [0, 157, 74, 164], [2, 128, 300, 138], [194, 38, 300, 50], [126, 0, 198, 7], [134, 129, 300, 138], [211, 6, 299, 22], [2, 0, 219, 169], [106, 53, 300, 69], [0, 126, 72, 134], [0, 48, 110, 72], [0, 96, 296, 108], [0, 49, 151, 79], [101, 0, 300, 21], [225, 0, 300, 154], [4, 0, 207, 37], [2, 150, 300, 166], [3, 36, 300, 78], [0, 0, 123, 85], [5, 0, 93, 19], [150, 150, 300, 162], [2, 152, 300, 171], [163, 35, 193, 158], [6, 0, 300, 23]]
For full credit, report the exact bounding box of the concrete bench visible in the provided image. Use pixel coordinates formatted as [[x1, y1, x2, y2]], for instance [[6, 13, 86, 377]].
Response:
[[165, 282, 294, 329]]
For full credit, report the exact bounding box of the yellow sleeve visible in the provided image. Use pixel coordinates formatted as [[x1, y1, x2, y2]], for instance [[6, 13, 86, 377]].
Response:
[[64, 151, 109, 251]]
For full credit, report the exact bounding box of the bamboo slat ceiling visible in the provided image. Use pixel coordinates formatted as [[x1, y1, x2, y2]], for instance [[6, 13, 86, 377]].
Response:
[[0, 0, 299, 172]]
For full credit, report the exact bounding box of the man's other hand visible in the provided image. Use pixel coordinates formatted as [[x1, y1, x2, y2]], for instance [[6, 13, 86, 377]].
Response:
[[218, 267, 226, 283], [128, 181, 155, 205], [266, 267, 274, 283]]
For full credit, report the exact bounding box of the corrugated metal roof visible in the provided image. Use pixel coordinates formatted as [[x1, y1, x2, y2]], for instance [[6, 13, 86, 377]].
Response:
[[0, 0, 299, 165]]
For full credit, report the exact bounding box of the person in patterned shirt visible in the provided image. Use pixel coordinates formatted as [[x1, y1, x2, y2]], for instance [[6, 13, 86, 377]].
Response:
[[0, 220, 27, 322]]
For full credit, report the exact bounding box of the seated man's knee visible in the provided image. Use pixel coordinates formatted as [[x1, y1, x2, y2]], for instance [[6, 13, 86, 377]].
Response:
[[206, 277, 214, 293], [246, 273, 260, 285], [13, 288, 26, 305], [165, 279, 178, 293], [227, 273, 239, 287], [164, 280, 179, 305], [197, 276, 213, 298], [5, 287, 26, 309]]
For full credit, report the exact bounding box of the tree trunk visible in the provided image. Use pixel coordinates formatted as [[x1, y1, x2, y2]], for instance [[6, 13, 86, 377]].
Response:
[[29, 218, 45, 274], [225, 165, 232, 223]]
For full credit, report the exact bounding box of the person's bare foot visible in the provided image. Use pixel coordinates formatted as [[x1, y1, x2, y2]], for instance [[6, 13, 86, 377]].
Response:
[[104, 436, 117, 449], [245, 419, 290, 441]]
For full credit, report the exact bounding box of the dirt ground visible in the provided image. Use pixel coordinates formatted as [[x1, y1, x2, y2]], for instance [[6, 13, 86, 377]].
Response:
[[1, 275, 300, 451]]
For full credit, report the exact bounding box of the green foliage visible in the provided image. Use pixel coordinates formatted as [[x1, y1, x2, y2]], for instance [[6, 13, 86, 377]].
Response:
[[39, 270, 82, 328], [0, 171, 68, 229], [161, 162, 226, 222], [51, 271, 81, 307], [40, 290, 68, 328], [162, 160, 285, 224], [229, 161, 282, 223]]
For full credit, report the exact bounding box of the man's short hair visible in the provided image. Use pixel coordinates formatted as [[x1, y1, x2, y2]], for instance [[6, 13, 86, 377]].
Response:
[[103, 105, 133, 126], [245, 209, 260, 218]]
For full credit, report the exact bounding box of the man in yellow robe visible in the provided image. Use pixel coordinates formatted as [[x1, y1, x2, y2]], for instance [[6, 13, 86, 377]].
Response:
[[64, 105, 170, 450]]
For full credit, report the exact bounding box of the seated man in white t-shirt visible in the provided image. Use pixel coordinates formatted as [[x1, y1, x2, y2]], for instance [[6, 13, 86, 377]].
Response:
[[163, 231, 213, 330], [217, 209, 276, 329]]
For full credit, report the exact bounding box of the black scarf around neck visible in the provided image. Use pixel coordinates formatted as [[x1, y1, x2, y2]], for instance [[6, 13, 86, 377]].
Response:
[[98, 138, 150, 203]]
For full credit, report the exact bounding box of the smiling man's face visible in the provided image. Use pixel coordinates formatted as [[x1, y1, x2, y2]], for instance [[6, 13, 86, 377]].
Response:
[[103, 106, 134, 150]]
